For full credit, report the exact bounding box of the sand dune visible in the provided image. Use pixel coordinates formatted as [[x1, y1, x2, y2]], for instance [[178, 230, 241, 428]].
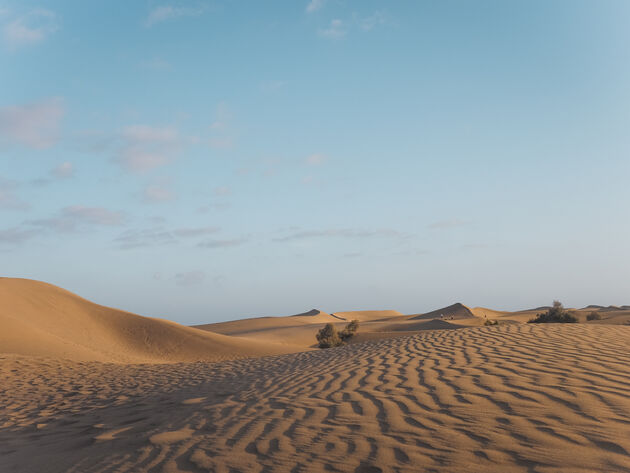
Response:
[[196, 309, 405, 348], [331, 310, 403, 322], [0, 278, 298, 363], [409, 302, 477, 320], [2, 324, 629, 472], [470, 306, 509, 319]]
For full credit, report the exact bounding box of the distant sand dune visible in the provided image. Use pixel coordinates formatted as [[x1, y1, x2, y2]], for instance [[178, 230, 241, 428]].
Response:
[[409, 302, 477, 320], [331, 310, 403, 321], [0, 278, 298, 363], [2, 324, 629, 472]]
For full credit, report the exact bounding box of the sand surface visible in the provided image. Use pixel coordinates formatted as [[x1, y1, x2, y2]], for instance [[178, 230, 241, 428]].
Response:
[[2, 324, 630, 473], [0, 278, 300, 363], [2, 278, 630, 472]]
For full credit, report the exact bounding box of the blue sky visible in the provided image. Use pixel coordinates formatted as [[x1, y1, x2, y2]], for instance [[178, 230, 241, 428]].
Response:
[[1, 0, 629, 324]]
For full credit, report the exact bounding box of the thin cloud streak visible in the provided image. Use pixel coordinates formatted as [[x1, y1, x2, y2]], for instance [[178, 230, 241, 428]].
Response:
[[116, 125, 181, 172], [2, 8, 59, 49], [318, 19, 345, 39], [0, 98, 64, 149], [145, 5, 206, 27], [114, 225, 220, 249], [0, 178, 29, 210], [198, 238, 247, 249], [428, 219, 471, 230], [28, 206, 124, 233], [273, 228, 406, 242], [306, 0, 324, 14]]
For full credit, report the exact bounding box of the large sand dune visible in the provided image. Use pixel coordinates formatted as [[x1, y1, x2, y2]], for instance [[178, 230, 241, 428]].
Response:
[[2, 324, 629, 472], [0, 278, 298, 363]]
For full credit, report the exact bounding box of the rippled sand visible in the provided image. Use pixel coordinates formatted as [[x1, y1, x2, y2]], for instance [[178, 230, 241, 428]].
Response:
[[2, 324, 629, 473]]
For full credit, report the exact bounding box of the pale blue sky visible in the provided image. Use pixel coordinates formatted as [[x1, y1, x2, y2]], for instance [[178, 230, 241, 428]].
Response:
[[1, 1, 629, 324]]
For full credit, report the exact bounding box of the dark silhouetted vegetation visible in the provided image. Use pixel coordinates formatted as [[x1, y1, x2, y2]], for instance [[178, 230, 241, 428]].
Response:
[[528, 301, 577, 324], [484, 319, 499, 326], [316, 320, 360, 348], [340, 319, 359, 341], [316, 323, 341, 348], [586, 311, 602, 321]]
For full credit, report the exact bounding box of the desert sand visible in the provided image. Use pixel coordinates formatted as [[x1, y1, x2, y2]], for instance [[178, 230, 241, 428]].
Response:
[[2, 278, 630, 472]]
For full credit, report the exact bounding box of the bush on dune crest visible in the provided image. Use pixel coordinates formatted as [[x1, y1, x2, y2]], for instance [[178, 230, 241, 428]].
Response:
[[316, 320, 359, 348], [528, 301, 578, 324]]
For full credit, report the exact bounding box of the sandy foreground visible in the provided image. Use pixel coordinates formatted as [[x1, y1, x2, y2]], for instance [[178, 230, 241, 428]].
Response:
[[2, 324, 630, 473]]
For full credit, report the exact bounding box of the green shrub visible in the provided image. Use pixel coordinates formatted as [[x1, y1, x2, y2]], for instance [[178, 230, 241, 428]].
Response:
[[528, 301, 577, 324], [586, 311, 601, 321], [316, 323, 342, 348], [340, 319, 360, 341]]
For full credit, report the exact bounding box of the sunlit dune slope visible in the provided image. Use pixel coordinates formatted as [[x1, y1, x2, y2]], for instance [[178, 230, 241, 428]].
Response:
[[0, 278, 298, 363], [196, 309, 405, 347], [331, 309, 402, 321], [409, 302, 477, 320], [196, 308, 337, 335]]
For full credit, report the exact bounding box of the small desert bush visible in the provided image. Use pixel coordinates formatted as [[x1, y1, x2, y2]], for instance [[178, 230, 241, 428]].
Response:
[[340, 319, 359, 341], [586, 311, 601, 321], [484, 319, 498, 326], [528, 301, 577, 324], [316, 320, 360, 348], [316, 323, 342, 348]]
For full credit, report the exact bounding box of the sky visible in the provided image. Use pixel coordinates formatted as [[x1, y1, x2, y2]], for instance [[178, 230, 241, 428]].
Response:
[[1, 0, 629, 324]]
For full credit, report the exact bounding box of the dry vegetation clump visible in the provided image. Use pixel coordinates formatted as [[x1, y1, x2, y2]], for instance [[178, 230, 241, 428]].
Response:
[[316, 320, 359, 348], [484, 319, 499, 326], [528, 301, 577, 324], [586, 311, 602, 321]]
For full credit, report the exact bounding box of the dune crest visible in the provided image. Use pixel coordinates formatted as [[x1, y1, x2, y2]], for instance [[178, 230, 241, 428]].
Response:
[[331, 309, 402, 321], [0, 278, 297, 363], [410, 302, 477, 320]]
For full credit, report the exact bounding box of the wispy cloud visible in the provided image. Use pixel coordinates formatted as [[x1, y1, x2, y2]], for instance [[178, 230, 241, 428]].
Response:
[[0, 98, 64, 149], [174, 270, 206, 286], [306, 0, 325, 14], [213, 186, 230, 196], [208, 102, 235, 149], [0, 178, 29, 210], [143, 180, 176, 203], [139, 57, 172, 71], [356, 11, 386, 31], [51, 161, 74, 179], [116, 125, 181, 172], [317, 11, 387, 39], [318, 19, 345, 39], [428, 219, 471, 230], [28, 206, 124, 233], [274, 228, 405, 242], [173, 226, 220, 238], [2, 8, 59, 49], [114, 227, 176, 249], [198, 237, 247, 249], [260, 80, 287, 93], [305, 153, 326, 165], [145, 5, 205, 27], [0, 226, 38, 244], [114, 225, 219, 249]]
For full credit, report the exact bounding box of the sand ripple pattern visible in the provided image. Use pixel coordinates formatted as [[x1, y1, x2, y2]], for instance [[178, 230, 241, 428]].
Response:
[[2, 324, 630, 472]]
